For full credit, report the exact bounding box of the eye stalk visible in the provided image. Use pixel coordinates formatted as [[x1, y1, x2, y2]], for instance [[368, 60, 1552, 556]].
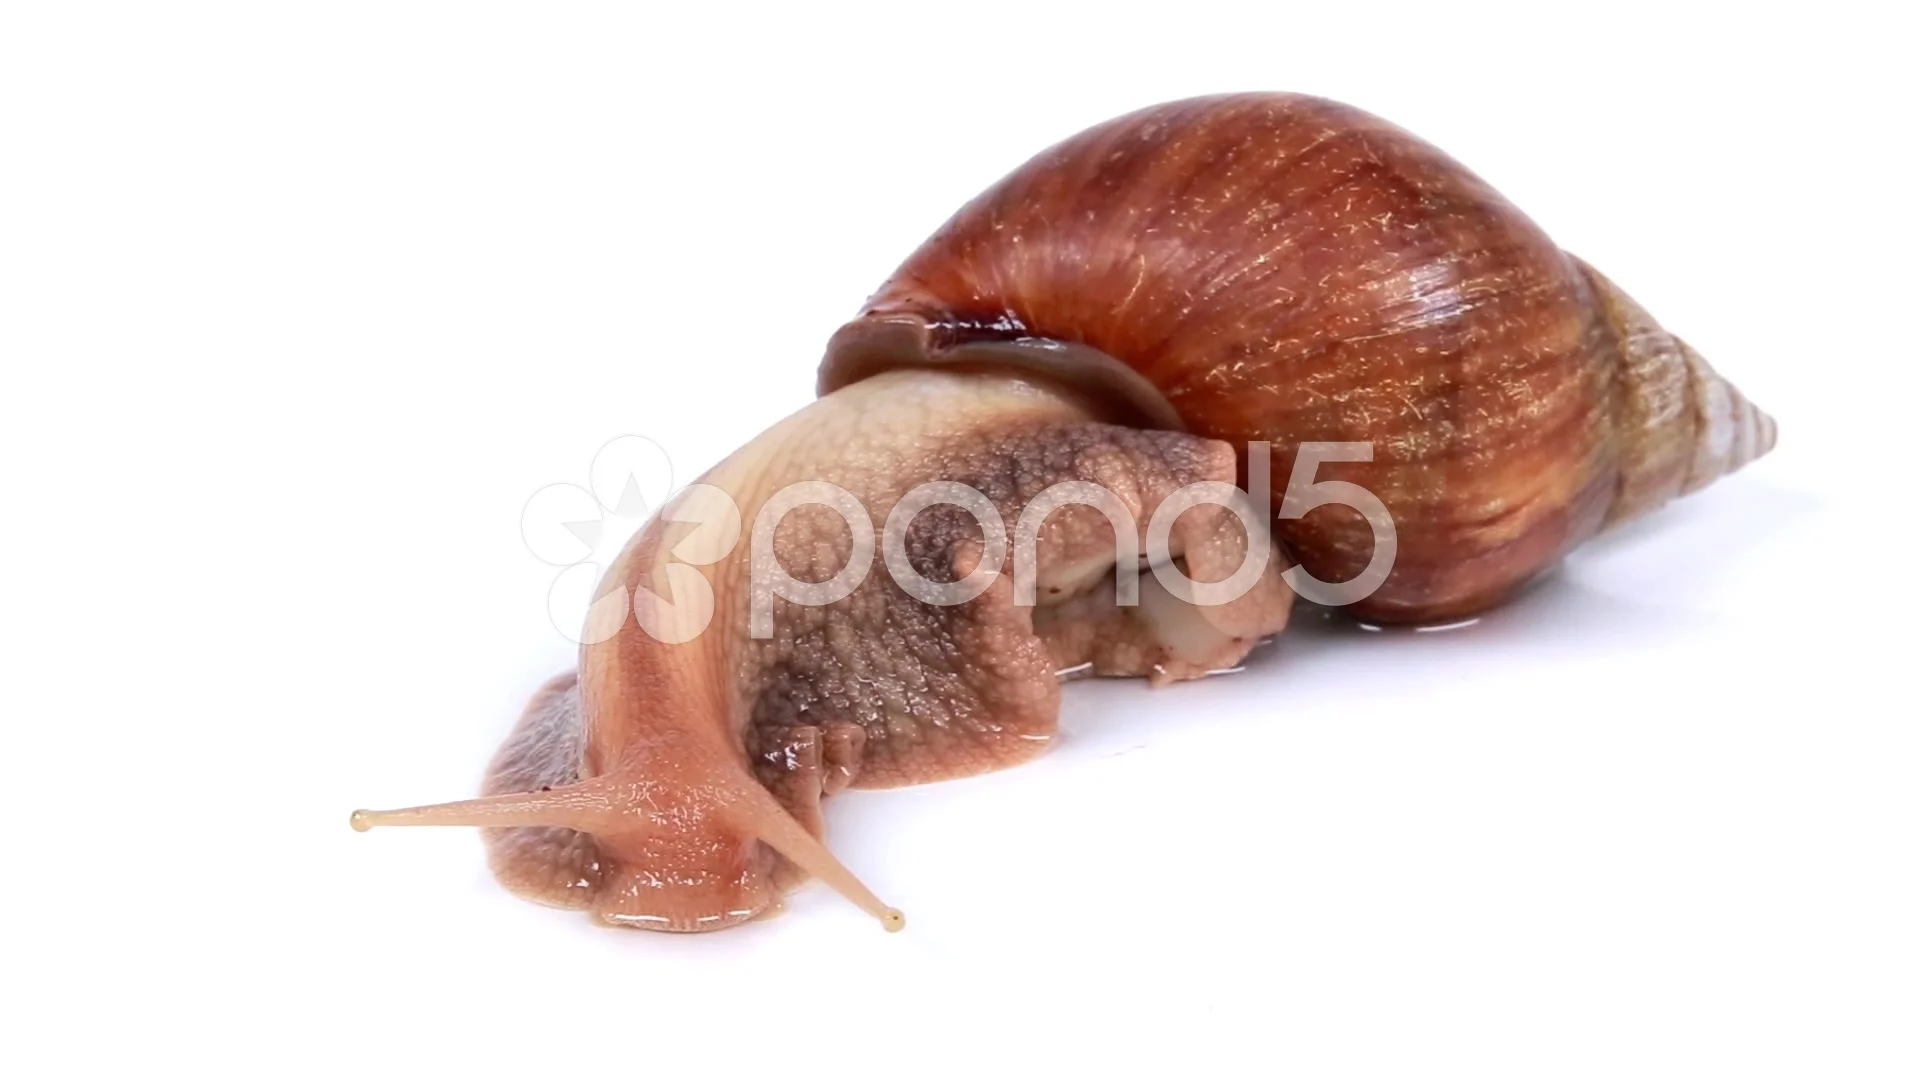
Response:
[[350, 773, 905, 933], [351, 777, 624, 833]]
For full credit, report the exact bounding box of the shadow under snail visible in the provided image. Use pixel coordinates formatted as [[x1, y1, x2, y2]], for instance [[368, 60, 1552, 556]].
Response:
[[350, 92, 1776, 932]]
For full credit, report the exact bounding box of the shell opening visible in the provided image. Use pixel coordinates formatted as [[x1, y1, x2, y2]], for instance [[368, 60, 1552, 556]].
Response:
[[821, 314, 1185, 433]]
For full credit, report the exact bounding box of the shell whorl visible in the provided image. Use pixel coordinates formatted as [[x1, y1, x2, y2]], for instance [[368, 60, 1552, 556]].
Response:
[[1578, 258, 1777, 527], [822, 92, 1776, 620]]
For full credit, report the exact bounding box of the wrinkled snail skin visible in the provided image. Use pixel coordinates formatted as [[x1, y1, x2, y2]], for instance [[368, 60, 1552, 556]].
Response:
[[824, 92, 1775, 621], [356, 368, 1293, 930], [353, 92, 1775, 932]]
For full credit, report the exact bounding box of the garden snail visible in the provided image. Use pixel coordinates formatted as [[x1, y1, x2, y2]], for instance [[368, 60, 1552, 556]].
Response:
[[351, 92, 1775, 932]]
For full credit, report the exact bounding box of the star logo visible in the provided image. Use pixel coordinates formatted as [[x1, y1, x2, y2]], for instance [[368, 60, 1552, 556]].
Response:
[[519, 436, 676, 645]]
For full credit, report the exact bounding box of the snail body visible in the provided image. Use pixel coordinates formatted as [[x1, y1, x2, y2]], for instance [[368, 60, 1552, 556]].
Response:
[[357, 368, 1294, 929], [353, 93, 1774, 932]]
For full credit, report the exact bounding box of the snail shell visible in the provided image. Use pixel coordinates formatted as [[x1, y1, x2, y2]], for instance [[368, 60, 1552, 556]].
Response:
[[822, 92, 1775, 621]]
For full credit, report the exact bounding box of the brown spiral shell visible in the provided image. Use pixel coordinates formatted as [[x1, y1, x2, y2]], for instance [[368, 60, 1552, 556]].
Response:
[[820, 92, 1775, 622]]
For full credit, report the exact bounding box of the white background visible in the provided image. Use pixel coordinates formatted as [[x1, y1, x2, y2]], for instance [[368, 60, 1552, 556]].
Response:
[[3, 2, 1915, 1077]]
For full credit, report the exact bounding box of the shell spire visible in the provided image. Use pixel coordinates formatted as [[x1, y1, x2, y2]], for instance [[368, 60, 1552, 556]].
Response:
[[1576, 258, 1779, 528]]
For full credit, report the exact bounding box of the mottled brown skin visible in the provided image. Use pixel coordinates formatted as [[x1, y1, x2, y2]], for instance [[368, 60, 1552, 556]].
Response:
[[355, 92, 1774, 933], [823, 92, 1773, 621], [360, 370, 1292, 930]]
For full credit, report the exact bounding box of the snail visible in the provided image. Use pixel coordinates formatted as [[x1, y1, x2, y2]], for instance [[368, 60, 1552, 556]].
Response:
[[351, 92, 1775, 933]]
